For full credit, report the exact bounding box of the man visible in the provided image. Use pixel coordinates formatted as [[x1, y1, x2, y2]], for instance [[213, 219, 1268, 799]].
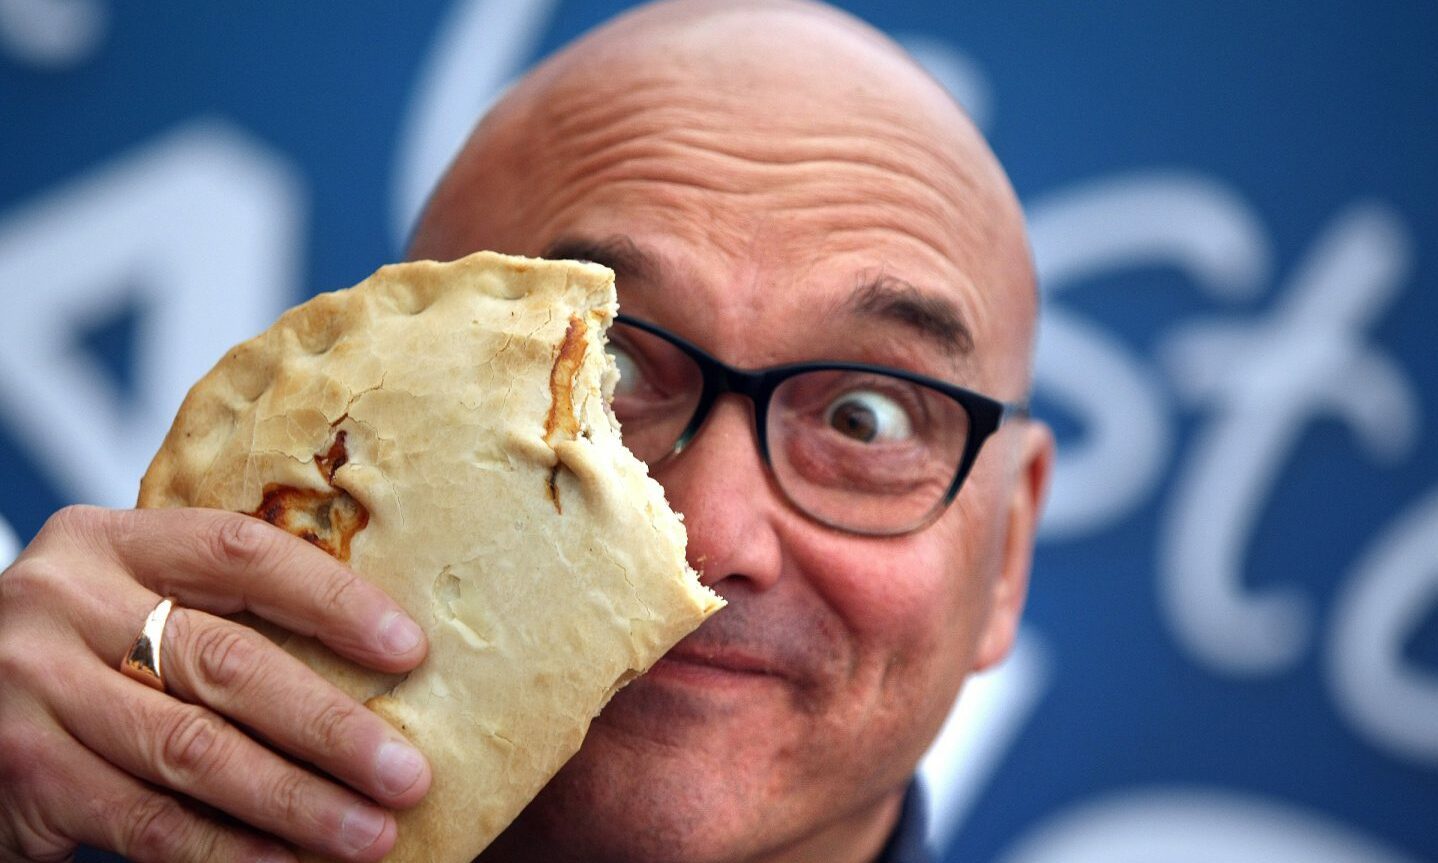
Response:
[[0, 1, 1052, 861]]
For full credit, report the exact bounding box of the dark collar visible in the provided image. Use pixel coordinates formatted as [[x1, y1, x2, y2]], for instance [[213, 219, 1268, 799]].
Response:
[[876, 779, 935, 863]]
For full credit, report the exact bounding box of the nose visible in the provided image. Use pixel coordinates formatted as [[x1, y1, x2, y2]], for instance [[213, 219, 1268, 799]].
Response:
[[651, 395, 785, 594]]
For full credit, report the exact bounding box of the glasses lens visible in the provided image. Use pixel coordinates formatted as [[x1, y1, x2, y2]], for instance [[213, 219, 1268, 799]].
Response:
[[605, 321, 704, 465], [767, 369, 970, 534]]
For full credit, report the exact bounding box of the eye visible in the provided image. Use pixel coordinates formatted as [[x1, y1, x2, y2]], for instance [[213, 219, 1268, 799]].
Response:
[[607, 341, 643, 397], [823, 390, 914, 443]]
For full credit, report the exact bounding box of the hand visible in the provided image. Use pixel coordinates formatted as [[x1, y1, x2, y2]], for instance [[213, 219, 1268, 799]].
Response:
[[0, 505, 432, 863]]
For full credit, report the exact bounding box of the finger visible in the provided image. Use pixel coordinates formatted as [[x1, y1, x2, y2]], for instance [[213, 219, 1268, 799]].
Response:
[[83, 583, 431, 808], [106, 507, 426, 672], [163, 606, 429, 807], [1, 708, 294, 863], [54, 657, 399, 863]]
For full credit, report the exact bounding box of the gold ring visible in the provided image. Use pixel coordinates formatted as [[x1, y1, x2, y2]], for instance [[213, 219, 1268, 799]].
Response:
[[120, 596, 177, 692]]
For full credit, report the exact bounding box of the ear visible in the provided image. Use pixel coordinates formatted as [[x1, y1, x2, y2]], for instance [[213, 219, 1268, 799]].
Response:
[[974, 420, 1054, 671]]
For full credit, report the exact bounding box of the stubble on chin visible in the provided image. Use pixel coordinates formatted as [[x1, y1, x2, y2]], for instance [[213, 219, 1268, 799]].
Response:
[[477, 719, 752, 863]]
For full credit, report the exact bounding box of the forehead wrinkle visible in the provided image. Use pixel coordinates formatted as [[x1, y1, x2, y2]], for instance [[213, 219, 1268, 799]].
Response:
[[529, 174, 969, 317], [766, 194, 961, 271], [528, 127, 972, 268], [534, 67, 980, 188], [510, 39, 1004, 261], [544, 90, 980, 198], [553, 140, 963, 236]]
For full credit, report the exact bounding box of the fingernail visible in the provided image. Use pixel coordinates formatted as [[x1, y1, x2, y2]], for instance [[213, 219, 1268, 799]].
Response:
[[339, 805, 387, 853], [376, 739, 426, 796], [379, 611, 422, 654]]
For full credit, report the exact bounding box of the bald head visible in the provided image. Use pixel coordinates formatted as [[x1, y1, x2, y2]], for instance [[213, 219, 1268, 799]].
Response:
[[411, 0, 1036, 387]]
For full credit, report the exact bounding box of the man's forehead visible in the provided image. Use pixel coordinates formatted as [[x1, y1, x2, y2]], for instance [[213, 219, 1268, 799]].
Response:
[[419, 0, 1013, 260], [411, 0, 1037, 389], [544, 232, 981, 379]]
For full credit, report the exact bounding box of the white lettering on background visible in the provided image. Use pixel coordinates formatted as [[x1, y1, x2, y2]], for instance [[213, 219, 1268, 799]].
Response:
[[0, 0, 106, 69], [1028, 172, 1270, 540], [0, 120, 302, 507], [1026, 170, 1429, 781], [998, 789, 1421, 863], [390, 0, 557, 250], [1329, 486, 1438, 764], [1158, 204, 1417, 674]]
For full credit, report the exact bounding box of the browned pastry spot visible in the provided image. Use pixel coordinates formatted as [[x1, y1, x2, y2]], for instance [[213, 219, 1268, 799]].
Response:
[[248, 430, 369, 561], [315, 429, 350, 481], [546, 466, 563, 515], [543, 315, 588, 512]]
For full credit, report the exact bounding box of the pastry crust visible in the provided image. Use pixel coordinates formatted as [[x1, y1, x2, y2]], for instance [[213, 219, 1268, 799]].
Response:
[[139, 251, 723, 862]]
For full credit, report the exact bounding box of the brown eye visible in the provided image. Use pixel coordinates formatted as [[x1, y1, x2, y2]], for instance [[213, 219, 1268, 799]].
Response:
[[823, 391, 913, 442]]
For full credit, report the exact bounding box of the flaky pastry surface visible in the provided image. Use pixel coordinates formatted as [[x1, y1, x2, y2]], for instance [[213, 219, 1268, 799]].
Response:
[[139, 251, 722, 862]]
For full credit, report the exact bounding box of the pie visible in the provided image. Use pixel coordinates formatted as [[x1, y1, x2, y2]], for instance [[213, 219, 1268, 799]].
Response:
[[138, 250, 723, 861]]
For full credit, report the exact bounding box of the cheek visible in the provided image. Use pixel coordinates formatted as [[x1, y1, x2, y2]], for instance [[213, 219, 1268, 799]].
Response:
[[792, 519, 989, 671], [786, 516, 996, 775]]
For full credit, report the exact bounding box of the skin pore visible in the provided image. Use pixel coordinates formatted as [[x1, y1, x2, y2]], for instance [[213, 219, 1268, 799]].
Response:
[[408, 2, 1053, 862]]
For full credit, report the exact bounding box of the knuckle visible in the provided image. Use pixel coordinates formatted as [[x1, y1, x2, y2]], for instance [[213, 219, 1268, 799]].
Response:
[[189, 620, 264, 695], [6, 817, 74, 863], [269, 766, 311, 827], [13, 837, 76, 863], [0, 574, 96, 706], [207, 514, 277, 574], [0, 751, 73, 863], [35, 505, 108, 552], [157, 707, 234, 780], [3, 511, 121, 618], [122, 794, 197, 862], [0, 557, 63, 608], [0, 727, 75, 863], [311, 697, 362, 756], [0, 726, 41, 790], [0, 640, 16, 680], [43, 504, 98, 535], [315, 566, 362, 618]]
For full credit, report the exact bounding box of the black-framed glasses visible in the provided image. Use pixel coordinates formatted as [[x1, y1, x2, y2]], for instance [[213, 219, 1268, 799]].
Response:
[[607, 315, 1028, 536]]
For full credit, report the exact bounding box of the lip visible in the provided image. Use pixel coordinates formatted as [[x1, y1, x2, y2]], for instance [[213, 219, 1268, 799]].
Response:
[[648, 646, 789, 684]]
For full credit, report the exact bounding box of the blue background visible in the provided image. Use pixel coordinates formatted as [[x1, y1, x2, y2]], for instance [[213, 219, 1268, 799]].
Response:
[[3, 2, 1434, 860]]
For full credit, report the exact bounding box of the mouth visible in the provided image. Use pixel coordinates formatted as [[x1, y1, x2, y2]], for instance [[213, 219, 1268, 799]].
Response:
[[647, 645, 790, 685]]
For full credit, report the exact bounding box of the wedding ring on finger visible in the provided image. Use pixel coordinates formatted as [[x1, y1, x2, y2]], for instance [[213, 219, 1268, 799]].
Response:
[[119, 596, 178, 692]]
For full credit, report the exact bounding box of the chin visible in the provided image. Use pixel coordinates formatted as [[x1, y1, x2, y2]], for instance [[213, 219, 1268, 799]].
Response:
[[478, 678, 791, 863], [479, 729, 747, 863]]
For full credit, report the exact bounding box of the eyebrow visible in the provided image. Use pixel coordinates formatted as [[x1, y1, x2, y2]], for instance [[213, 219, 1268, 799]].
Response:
[[844, 275, 975, 359], [542, 234, 661, 283], [543, 234, 973, 360]]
